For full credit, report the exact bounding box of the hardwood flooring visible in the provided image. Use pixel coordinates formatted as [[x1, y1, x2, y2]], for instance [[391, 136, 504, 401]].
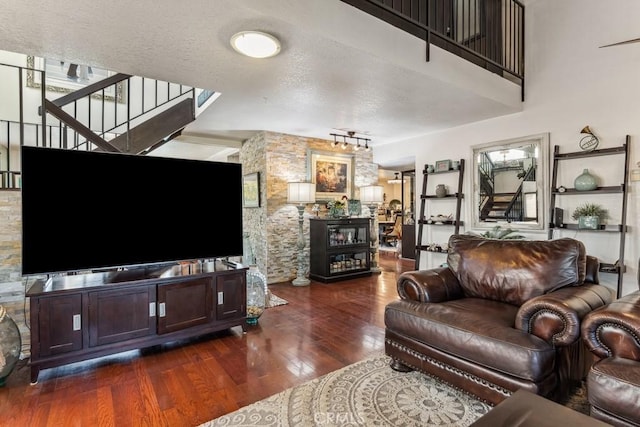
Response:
[[1, 255, 414, 427]]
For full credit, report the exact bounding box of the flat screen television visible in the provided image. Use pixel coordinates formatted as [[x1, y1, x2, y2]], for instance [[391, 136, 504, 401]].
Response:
[[21, 146, 243, 275]]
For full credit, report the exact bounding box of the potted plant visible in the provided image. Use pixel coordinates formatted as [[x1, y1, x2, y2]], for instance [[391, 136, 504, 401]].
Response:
[[571, 203, 608, 229]]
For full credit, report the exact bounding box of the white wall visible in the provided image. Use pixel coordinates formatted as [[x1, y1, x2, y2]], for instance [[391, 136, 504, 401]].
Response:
[[374, 0, 640, 296]]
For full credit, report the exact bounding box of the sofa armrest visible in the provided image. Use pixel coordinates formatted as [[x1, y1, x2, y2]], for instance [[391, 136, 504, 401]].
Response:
[[515, 284, 613, 346], [582, 291, 640, 360], [396, 268, 464, 303]]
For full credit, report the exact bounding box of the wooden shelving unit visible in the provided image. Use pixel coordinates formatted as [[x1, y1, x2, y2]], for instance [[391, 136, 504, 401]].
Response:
[[415, 159, 465, 269], [548, 138, 630, 297]]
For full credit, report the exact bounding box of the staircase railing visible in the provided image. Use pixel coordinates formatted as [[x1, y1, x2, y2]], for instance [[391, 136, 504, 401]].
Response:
[[0, 60, 201, 189], [40, 72, 195, 152], [478, 152, 494, 212], [341, 0, 525, 99], [502, 162, 535, 221]]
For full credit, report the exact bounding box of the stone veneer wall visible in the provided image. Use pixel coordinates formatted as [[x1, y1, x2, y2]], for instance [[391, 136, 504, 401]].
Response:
[[240, 131, 378, 284], [239, 133, 268, 276], [0, 190, 30, 356]]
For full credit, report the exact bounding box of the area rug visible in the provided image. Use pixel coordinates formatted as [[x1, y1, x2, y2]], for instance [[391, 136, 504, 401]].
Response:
[[199, 354, 493, 426], [200, 354, 590, 427], [266, 292, 288, 308]]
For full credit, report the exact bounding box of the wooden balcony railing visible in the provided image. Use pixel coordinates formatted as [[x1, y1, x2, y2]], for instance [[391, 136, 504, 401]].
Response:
[[341, 0, 525, 100]]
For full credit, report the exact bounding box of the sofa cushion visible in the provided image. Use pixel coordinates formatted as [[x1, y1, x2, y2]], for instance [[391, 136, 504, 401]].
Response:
[[447, 235, 586, 306], [385, 299, 556, 382]]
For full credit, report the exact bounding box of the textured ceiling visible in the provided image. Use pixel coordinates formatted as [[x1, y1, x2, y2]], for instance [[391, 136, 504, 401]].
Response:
[[0, 0, 522, 167]]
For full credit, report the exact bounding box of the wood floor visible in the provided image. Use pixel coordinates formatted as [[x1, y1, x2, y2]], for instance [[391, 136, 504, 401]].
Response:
[[1, 255, 414, 427]]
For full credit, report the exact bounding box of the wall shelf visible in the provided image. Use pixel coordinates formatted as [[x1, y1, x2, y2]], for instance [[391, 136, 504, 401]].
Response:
[[548, 138, 630, 298], [415, 159, 465, 269]]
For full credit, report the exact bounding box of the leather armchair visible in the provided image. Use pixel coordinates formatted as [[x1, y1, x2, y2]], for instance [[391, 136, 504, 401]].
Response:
[[385, 235, 613, 405], [582, 291, 640, 426]]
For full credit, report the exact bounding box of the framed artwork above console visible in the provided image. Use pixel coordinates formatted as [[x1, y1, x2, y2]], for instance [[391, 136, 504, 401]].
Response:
[[307, 149, 354, 201]]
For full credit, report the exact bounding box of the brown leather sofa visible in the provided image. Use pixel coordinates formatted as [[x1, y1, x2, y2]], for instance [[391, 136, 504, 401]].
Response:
[[385, 234, 613, 405], [582, 290, 640, 426]]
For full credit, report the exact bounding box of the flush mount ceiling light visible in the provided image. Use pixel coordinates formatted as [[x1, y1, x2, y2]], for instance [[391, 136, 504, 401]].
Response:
[[230, 31, 281, 58]]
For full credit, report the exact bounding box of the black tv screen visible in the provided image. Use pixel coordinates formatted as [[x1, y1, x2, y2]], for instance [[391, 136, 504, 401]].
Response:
[[21, 146, 243, 275]]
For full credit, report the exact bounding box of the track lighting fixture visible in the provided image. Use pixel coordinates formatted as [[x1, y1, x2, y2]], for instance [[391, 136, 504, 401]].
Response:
[[331, 134, 339, 148], [329, 131, 371, 152]]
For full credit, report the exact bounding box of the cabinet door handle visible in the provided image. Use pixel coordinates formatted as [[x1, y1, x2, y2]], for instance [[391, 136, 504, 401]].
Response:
[[158, 302, 166, 318], [72, 314, 81, 331], [217, 291, 224, 305], [149, 302, 156, 317]]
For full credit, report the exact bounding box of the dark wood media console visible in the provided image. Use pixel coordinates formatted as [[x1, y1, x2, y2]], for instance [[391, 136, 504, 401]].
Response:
[[26, 261, 247, 384]]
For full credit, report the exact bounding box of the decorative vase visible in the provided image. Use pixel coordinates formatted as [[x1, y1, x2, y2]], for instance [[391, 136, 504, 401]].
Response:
[[435, 184, 447, 198], [328, 205, 344, 218], [246, 266, 266, 325], [0, 306, 21, 387], [574, 169, 597, 191], [578, 215, 600, 230]]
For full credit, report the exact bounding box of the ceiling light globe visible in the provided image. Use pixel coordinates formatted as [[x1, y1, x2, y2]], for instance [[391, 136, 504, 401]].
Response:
[[230, 31, 281, 58]]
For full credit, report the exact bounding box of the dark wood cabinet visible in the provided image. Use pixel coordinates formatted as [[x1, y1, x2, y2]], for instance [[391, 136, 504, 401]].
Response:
[[88, 285, 156, 346], [27, 261, 246, 384], [32, 294, 83, 357], [309, 217, 371, 283], [215, 273, 245, 320], [157, 277, 212, 334]]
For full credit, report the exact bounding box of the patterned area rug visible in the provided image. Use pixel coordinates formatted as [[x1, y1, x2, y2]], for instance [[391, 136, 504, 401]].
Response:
[[199, 355, 493, 426], [200, 354, 591, 427], [265, 292, 288, 308]]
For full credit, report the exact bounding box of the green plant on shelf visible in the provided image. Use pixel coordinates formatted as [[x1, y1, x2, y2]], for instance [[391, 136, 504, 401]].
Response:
[[571, 203, 609, 221]]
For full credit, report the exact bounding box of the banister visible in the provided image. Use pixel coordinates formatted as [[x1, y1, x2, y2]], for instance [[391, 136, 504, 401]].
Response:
[[50, 73, 131, 108], [43, 100, 121, 153]]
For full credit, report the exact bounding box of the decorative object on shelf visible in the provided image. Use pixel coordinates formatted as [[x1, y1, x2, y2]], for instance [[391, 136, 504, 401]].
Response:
[[435, 184, 448, 198], [557, 185, 567, 193], [0, 305, 21, 387], [435, 160, 451, 172], [574, 168, 598, 191], [311, 204, 320, 216], [579, 126, 599, 151], [360, 185, 384, 274], [348, 199, 361, 216], [452, 160, 460, 170], [571, 203, 609, 230], [428, 214, 453, 224], [426, 164, 435, 173], [427, 242, 448, 252], [326, 199, 346, 218], [246, 265, 267, 325], [287, 182, 316, 286]]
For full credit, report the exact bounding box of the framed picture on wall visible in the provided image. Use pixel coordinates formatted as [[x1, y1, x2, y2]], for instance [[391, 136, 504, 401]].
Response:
[[307, 150, 354, 201], [435, 160, 451, 172], [243, 172, 260, 208]]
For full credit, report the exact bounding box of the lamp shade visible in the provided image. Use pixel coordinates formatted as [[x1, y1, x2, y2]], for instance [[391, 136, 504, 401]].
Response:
[[287, 182, 316, 204], [360, 185, 384, 204]]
